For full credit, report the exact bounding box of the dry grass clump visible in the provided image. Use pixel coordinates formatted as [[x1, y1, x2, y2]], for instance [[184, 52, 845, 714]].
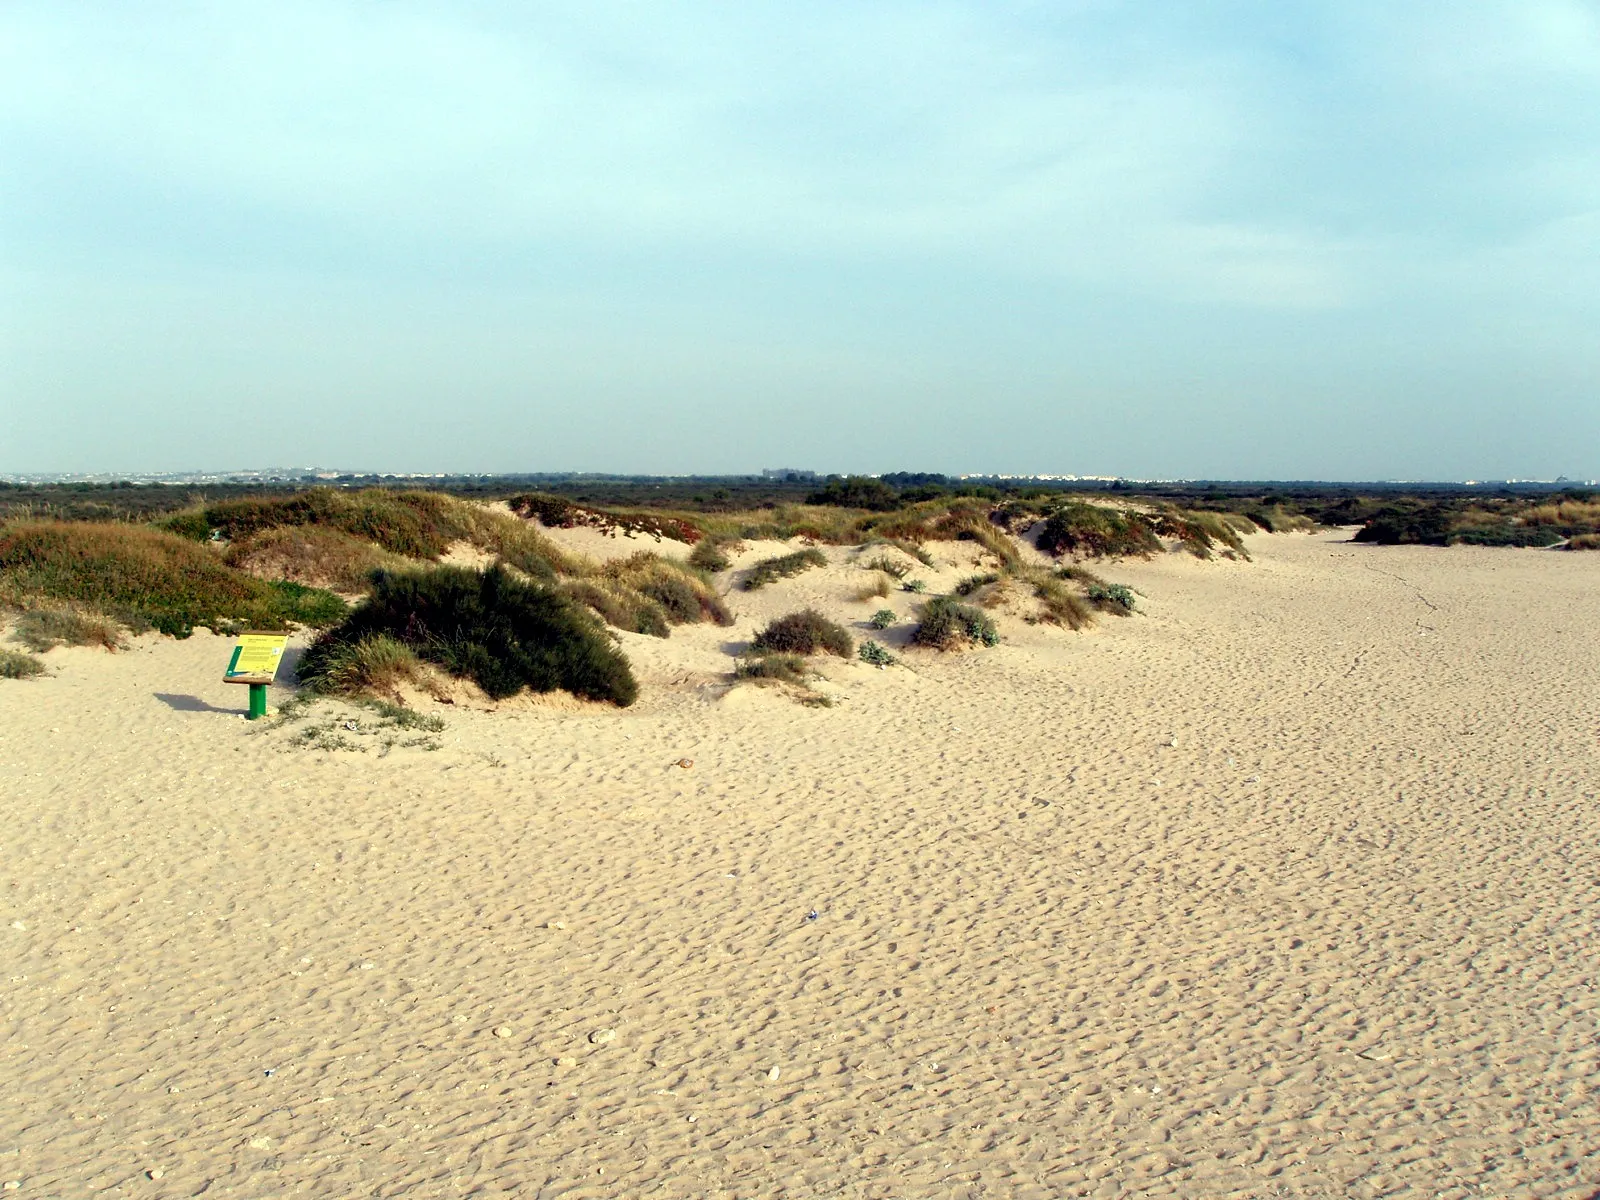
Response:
[[0, 648, 48, 679], [507, 493, 701, 543], [1036, 503, 1163, 559], [750, 609, 853, 657], [224, 525, 407, 591], [298, 633, 451, 702], [912, 596, 999, 649], [688, 538, 734, 572], [954, 571, 1001, 596], [12, 604, 125, 652], [853, 572, 894, 601], [1029, 574, 1094, 629], [1152, 508, 1250, 560], [602, 553, 732, 626], [554, 580, 670, 637], [1565, 533, 1600, 550], [1245, 504, 1317, 533], [0, 520, 346, 637], [1523, 500, 1600, 527], [743, 547, 827, 590], [734, 653, 811, 686]]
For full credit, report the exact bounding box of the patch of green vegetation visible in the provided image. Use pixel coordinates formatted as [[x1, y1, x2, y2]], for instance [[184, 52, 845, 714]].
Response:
[[1030, 574, 1093, 629], [602, 553, 732, 626], [868, 608, 896, 630], [0, 649, 47, 679], [862, 554, 910, 579], [1036, 504, 1163, 559], [913, 596, 999, 649], [954, 572, 1001, 596], [735, 653, 810, 685], [858, 639, 895, 666], [750, 609, 853, 657], [742, 547, 828, 590], [806, 476, 900, 511], [224, 525, 406, 591], [1086, 582, 1136, 614], [0, 521, 346, 638], [299, 565, 638, 706], [11, 605, 124, 652]]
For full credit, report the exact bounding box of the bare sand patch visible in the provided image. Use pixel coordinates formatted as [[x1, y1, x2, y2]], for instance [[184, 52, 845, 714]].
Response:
[[2, 531, 1596, 1197]]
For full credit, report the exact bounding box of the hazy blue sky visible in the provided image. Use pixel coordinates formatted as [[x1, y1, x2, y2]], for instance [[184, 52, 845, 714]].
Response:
[[3, 1, 1597, 479]]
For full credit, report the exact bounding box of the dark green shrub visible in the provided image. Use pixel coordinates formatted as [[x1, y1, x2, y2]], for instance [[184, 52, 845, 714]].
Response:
[[807, 476, 901, 511], [868, 608, 896, 630], [751, 609, 853, 657], [300, 565, 638, 706], [913, 596, 999, 649], [159, 510, 213, 542], [0, 649, 47, 679], [742, 547, 827, 590], [1036, 504, 1162, 558]]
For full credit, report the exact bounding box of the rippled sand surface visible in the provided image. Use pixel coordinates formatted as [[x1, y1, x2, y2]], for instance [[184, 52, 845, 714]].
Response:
[[3, 532, 1597, 1198]]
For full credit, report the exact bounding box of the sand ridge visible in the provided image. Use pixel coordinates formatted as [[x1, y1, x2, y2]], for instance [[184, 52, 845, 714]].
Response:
[[2, 531, 1597, 1197]]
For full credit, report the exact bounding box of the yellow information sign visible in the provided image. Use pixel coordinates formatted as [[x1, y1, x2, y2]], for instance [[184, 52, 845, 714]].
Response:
[[223, 632, 289, 685]]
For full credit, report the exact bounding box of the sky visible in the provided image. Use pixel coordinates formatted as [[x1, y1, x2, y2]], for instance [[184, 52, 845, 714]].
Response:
[[3, 1, 1598, 480]]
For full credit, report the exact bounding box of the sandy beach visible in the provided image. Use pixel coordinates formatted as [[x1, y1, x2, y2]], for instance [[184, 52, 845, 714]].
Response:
[[3, 529, 1597, 1198]]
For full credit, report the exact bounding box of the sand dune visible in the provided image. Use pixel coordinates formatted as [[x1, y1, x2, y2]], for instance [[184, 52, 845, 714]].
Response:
[[3, 531, 1597, 1198]]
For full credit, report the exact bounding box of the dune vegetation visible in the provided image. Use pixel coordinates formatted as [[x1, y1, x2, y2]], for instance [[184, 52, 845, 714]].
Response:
[[299, 565, 638, 707]]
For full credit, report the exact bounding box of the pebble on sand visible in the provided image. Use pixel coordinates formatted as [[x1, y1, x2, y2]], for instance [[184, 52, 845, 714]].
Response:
[[589, 1028, 617, 1045], [147, 1168, 165, 1180], [545, 920, 567, 930], [492, 1026, 514, 1039], [766, 1066, 781, 1082], [555, 1055, 577, 1067]]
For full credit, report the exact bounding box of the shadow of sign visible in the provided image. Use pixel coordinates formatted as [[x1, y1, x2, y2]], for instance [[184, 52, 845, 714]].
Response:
[[154, 693, 235, 714]]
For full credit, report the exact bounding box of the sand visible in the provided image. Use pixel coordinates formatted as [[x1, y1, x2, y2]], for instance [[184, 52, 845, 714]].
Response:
[[2, 530, 1597, 1198]]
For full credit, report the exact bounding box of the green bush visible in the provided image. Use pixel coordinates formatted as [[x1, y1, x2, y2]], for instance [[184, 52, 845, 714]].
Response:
[[1087, 582, 1136, 614], [742, 547, 827, 590], [750, 609, 853, 657], [807, 476, 901, 511], [861, 554, 910, 579], [299, 565, 638, 706], [858, 639, 895, 666], [902, 578, 927, 594], [158, 510, 213, 542], [0, 521, 346, 638], [913, 595, 999, 650], [0, 649, 47, 679], [868, 608, 896, 630], [1036, 504, 1162, 559], [1031, 575, 1093, 629]]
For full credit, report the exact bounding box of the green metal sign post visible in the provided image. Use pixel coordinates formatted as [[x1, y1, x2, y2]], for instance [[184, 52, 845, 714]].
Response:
[[224, 632, 290, 720]]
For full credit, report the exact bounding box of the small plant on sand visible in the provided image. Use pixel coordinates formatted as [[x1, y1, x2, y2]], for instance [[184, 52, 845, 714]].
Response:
[[954, 571, 1000, 596], [742, 547, 828, 591], [0, 649, 47, 679], [1086, 582, 1136, 614], [299, 633, 445, 702], [750, 609, 853, 657], [862, 554, 910, 580], [858, 639, 895, 666], [913, 596, 999, 650], [735, 653, 810, 686], [868, 608, 896, 630], [902, 578, 927, 594], [299, 565, 638, 706]]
